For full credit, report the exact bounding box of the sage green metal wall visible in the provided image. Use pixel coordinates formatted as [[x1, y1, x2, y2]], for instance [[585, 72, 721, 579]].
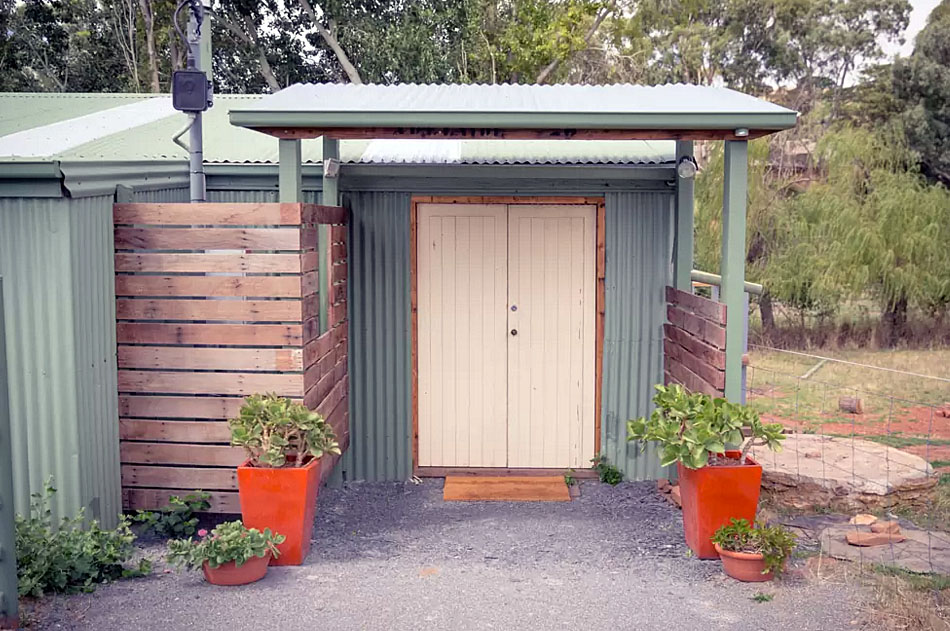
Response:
[[602, 191, 674, 480], [0, 195, 121, 526]]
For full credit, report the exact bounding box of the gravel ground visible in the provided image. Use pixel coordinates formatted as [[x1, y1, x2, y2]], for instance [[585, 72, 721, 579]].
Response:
[[28, 480, 870, 631]]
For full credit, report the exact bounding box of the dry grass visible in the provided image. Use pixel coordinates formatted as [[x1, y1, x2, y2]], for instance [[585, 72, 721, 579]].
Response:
[[865, 568, 950, 631]]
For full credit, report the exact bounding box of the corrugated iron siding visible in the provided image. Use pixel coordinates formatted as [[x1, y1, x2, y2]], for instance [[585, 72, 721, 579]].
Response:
[[0, 195, 121, 526], [341, 192, 413, 481], [602, 191, 674, 480]]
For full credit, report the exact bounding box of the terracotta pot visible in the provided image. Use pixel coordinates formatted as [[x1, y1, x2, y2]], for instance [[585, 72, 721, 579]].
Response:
[[202, 553, 271, 586], [237, 456, 321, 566], [713, 544, 775, 582], [676, 450, 762, 559]]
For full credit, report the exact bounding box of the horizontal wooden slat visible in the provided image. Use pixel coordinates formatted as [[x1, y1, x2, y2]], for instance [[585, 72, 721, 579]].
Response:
[[667, 305, 727, 350], [123, 488, 240, 513], [663, 339, 724, 389], [115, 253, 301, 273], [304, 321, 347, 369], [331, 263, 348, 284], [114, 227, 302, 251], [121, 465, 237, 490], [330, 224, 347, 242], [665, 360, 721, 397], [663, 323, 726, 370], [118, 371, 303, 397], [116, 275, 304, 298], [304, 360, 347, 410], [119, 346, 303, 371], [119, 418, 232, 442], [120, 442, 246, 466], [116, 298, 302, 322], [302, 204, 348, 225], [119, 395, 247, 419], [117, 323, 302, 346], [114, 203, 304, 226], [666, 286, 727, 325]]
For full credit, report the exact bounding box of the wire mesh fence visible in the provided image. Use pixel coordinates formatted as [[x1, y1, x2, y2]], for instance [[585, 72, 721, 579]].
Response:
[[745, 348, 948, 580]]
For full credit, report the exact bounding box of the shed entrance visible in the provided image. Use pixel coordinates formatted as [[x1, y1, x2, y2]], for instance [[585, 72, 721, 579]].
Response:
[[416, 202, 596, 469]]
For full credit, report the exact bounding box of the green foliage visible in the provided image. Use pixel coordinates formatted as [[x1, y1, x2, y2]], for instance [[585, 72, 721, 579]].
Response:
[[751, 592, 774, 603], [166, 520, 285, 571], [711, 518, 797, 576], [15, 478, 150, 597], [627, 385, 785, 469], [590, 454, 623, 485], [229, 393, 341, 468], [133, 491, 211, 538], [563, 469, 577, 487]]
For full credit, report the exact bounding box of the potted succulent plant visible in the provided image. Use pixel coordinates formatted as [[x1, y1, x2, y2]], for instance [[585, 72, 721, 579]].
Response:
[[166, 520, 285, 586], [627, 384, 785, 559], [229, 393, 340, 565], [711, 518, 797, 582]]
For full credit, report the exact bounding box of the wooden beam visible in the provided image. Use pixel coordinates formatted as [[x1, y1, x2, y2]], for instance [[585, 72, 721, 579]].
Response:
[[721, 140, 748, 401]]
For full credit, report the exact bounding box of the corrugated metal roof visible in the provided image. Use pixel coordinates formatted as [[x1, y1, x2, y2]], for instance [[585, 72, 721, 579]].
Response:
[[230, 83, 798, 132], [0, 93, 674, 166]]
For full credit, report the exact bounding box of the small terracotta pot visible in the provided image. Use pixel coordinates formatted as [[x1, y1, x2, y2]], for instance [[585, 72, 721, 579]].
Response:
[[714, 544, 774, 582], [202, 553, 272, 586], [677, 450, 762, 559]]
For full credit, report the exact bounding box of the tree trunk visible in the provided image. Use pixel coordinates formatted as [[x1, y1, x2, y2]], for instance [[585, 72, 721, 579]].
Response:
[[880, 296, 908, 348], [759, 291, 776, 334], [298, 0, 362, 84], [138, 0, 161, 92]]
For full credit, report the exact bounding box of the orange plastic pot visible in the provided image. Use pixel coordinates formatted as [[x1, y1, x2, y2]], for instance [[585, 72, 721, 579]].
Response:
[[237, 456, 321, 566], [676, 450, 762, 559], [713, 544, 775, 582], [202, 553, 272, 586]]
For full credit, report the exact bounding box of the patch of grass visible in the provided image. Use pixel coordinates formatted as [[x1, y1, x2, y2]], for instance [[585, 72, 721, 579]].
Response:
[[590, 454, 623, 485], [751, 592, 774, 603], [864, 566, 950, 630], [930, 460, 950, 469], [849, 434, 950, 449], [871, 565, 950, 591]]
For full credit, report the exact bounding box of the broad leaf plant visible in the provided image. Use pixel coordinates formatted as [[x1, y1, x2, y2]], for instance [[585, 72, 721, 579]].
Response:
[[627, 384, 785, 469], [229, 393, 341, 468]]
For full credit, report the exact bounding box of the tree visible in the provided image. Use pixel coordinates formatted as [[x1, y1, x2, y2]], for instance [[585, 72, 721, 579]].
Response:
[[893, 0, 950, 185]]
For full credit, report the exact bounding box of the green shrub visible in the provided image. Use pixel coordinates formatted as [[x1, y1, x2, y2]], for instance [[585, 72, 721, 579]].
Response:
[[133, 491, 211, 538], [166, 521, 285, 571], [15, 479, 150, 597], [711, 518, 797, 576], [591, 454, 623, 485]]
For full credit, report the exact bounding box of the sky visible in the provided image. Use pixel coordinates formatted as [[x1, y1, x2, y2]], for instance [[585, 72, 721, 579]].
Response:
[[883, 0, 941, 57]]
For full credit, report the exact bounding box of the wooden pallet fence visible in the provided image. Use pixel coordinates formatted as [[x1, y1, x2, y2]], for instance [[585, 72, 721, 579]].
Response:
[[115, 203, 349, 512], [663, 286, 726, 397]]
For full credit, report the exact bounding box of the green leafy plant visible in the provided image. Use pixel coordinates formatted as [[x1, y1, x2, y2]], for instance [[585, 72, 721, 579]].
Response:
[[133, 491, 211, 538], [627, 384, 785, 469], [751, 592, 774, 603], [712, 518, 797, 576], [229, 393, 341, 468], [563, 469, 577, 487], [591, 454, 623, 485], [15, 478, 150, 597], [166, 520, 285, 571]]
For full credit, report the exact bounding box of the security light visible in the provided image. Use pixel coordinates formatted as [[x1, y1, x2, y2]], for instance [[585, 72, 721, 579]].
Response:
[[677, 156, 698, 179]]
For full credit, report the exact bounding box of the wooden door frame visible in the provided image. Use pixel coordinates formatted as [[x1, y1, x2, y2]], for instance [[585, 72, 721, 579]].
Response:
[[410, 195, 606, 477]]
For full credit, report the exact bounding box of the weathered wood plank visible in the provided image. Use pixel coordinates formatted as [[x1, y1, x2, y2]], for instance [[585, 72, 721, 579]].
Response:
[[666, 358, 722, 397], [117, 323, 303, 346], [114, 203, 303, 226], [667, 305, 727, 350], [116, 298, 302, 322], [301, 204, 348, 225], [123, 488, 240, 513], [121, 465, 237, 490], [115, 253, 301, 274], [663, 323, 726, 370], [118, 346, 303, 371], [666, 286, 727, 325], [303, 322, 346, 369], [117, 371, 303, 397], [114, 227, 302, 251], [331, 263, 348, 284], [329, 224, 346, 242], [119, 395, 246, 419], [116, 275, 303, 298], [119, 418, 232, 442], [663, 339, 725, 389], [328, 301, 347, 328], [120, 442, 246, 466]]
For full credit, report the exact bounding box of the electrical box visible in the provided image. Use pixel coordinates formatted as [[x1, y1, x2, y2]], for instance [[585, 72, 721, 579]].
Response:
[[172, 70, 210, 112]]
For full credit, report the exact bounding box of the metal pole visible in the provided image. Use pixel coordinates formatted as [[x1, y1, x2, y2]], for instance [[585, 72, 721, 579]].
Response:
[[187, 6, 206, 202], [673, 140, 695, 292], [0, 279, 19, 630], [721, 140, 749, 402]]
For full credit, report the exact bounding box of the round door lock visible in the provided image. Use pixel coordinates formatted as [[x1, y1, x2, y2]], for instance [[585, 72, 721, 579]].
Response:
[[510, 329, 518, 336], [511, 305, 518, 312]]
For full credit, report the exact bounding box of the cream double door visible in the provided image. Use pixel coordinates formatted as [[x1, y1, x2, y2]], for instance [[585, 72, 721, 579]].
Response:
[[417, 202, 596, 468]]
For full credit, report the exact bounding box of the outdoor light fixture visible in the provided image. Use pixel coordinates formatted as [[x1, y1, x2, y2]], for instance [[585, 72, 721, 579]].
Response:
[[735, 128, 750, 137], [324, 158, 341, 179], [677, 155, 698, 179]]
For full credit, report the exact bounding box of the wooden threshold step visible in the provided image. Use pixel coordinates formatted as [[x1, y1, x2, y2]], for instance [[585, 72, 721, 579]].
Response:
[[442, 475, 571, 502]]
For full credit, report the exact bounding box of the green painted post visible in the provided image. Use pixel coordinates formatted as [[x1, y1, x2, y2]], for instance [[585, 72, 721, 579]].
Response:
[[721, 140, 748, 401], [673, 140, 695, 292], [0, 279, 19, 630], [278, 139, 302, 203], [318, 137, 339, 334]]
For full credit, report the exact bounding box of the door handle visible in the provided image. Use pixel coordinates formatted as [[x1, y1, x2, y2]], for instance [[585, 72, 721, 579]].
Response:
[[510, 329, 518, 336]]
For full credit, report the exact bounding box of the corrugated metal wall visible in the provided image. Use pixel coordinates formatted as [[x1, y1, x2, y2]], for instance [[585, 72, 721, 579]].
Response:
[[342, 192, 413, 481], [601, 191, 674, 480], [0, 195, 121, 525]]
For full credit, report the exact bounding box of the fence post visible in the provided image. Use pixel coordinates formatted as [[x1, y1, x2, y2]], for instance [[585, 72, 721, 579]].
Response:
[[0, 278, 18, 629]]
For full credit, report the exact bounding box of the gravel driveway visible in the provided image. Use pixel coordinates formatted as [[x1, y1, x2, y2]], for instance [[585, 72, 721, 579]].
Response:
[[30, 480, 869, 631]]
